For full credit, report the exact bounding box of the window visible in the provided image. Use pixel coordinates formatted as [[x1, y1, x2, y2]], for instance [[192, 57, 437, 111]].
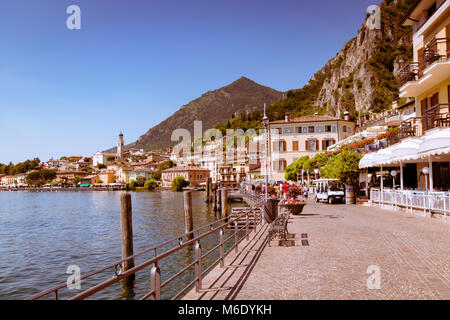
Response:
[[302, 127, 308, 134], [305, 140, 317, 151], [308, 126, 315, 133], [343, 126, 347, 132], [282, 127, 295, 134], [292, 141, 299, 151], [325, 125, 332, 132]]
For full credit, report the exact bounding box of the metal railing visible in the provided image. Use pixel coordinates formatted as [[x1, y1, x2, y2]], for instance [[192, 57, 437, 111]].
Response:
[[370, 188, 449, 218], [399, 37, 450, 87], [27, 206, 263, 300]]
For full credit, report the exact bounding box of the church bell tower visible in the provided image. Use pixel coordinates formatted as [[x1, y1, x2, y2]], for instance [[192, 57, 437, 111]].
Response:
[[117, 132, 124, 159]]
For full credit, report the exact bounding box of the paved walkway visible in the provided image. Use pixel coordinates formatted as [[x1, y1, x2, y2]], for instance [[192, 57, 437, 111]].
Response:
[[183, 201, 449, 300]]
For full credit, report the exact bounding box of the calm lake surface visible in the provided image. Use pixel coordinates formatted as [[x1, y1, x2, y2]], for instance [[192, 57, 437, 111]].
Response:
[[0, 191, 242, 300]]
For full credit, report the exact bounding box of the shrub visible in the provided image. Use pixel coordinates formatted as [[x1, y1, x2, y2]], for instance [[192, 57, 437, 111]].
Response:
[[144, 179, 158, 191], [171, 176, 189, 192]]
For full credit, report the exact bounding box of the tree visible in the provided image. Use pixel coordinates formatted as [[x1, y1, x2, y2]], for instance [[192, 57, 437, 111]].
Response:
[[136, 176, 147, 187], [107, 156, 116, 162], [144, 179, 158, 191], [285, 156, 310, 181], [96, 179, 103, 184], [40, 169, 56, 182], [171, 176, 189, 192], [321, 150, 362, 187], [25, 171, 43, 186], [158, 160, 175, 171], [73, 176, 81, 185]]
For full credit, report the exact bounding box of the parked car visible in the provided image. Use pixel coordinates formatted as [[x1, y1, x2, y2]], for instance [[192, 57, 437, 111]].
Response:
[[313, 179, 345, 204]]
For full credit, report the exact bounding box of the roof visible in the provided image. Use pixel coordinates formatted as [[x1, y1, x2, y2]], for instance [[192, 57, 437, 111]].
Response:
[[162, 166, 210, 172], [400, 0, 422, 26], [269, 115, 349, 125]]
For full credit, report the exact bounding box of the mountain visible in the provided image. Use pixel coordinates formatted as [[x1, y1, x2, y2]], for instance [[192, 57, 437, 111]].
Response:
[[215, 0, 415, 129], [114, 77, 283, 152]]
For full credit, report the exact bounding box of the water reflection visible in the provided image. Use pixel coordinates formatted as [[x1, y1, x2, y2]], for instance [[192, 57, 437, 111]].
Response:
[[0, 190, 243, 300]]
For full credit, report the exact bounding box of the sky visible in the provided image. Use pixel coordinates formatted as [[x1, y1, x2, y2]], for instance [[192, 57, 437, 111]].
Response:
[[0, 0, 381, 164]]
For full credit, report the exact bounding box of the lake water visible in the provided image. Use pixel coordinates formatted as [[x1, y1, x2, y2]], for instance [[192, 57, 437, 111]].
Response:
[[0, 191, 241, 300]]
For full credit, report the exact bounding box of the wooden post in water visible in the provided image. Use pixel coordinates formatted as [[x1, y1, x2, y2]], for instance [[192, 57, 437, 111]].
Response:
[[205, 178, 210, 202], [208, 177, 213, 202], [184, 191, 194, 240], [221, 189, 228, 219], [120, 193, 135, 279], [212, 188, 217, 211], [217, 188, 222, 212]]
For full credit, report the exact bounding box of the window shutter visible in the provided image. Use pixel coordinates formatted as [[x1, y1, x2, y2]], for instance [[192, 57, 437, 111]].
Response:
[[273, 160, 279, 171], [293, 141, 298, 151], [273, 141, 279, 152], [332, 139, 336, 145], [305, 141, 309, 151], [322, 140, 326, 150], [431, 92, 439, 107], [282, 140, 286, 151], [315, 140, 319, 150]]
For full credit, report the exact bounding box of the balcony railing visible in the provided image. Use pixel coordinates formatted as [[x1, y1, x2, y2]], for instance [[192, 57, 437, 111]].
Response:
[[398, 37, 450, 87], [387, 104, 450, 140]]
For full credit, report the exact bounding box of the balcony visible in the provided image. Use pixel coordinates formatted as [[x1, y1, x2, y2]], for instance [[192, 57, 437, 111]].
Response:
[[389, 104, 450, 141], [399, 37, 450, 96]]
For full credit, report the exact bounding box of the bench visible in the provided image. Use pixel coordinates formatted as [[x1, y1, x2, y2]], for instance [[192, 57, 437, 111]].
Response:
[[268, 213, 289, 246]]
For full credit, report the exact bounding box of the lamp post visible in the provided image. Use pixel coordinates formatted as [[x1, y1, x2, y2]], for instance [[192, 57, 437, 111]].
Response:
[[314, 168, 319, 180], [262, 103, 269, 201], [422, 167, 429, 194], [390, 170, 397, 190]]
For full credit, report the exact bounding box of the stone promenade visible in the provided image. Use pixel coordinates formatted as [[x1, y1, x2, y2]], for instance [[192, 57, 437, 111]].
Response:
[[183, 201, 449, 300]]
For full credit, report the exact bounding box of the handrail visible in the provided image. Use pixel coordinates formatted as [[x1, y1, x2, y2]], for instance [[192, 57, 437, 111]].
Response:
[[27, 193, 264, 300]]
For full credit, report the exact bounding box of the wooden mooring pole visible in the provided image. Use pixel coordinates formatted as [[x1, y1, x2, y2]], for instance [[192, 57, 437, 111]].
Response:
[[120, 193, 135, 280], [205, 178, 211, 202], [221, 189, 228, 219], [184, 191, 194, 241], [216, 188, 222, 212]]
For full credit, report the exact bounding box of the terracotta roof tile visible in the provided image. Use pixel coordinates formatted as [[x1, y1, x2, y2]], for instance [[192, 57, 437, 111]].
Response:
[[269, 115, 345, 124]]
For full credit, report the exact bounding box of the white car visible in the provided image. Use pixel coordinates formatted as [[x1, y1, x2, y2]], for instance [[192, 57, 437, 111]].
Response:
[[313, 179, 345, 204]]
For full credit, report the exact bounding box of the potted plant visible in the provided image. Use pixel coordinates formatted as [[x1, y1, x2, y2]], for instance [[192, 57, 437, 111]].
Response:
[[279, 183, 306, 215]]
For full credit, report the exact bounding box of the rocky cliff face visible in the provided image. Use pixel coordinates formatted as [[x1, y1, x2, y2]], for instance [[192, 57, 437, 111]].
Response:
[[302, 0, 414, 118]]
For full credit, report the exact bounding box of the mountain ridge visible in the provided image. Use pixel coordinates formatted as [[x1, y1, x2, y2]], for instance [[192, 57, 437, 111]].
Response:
[[106, 76, 283, 152]]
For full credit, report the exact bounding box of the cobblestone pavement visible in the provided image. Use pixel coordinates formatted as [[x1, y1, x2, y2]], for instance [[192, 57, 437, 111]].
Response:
[[184, 201, 449, 300]]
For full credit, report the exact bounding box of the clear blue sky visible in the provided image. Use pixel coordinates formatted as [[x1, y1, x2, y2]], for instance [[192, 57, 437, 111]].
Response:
[[0, 0, 381, 164]]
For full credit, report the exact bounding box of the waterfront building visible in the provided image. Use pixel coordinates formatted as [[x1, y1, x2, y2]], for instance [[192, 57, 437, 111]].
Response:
[[161, 166, 210, 188], [0, 173, 28, 186], [128, 168, 154, 182], [98, 172, 116, 184], [360, 0, 450, 216], [55, 170, 88, 183], [92, 152, 117, 167], [267, 113, 355, 181]]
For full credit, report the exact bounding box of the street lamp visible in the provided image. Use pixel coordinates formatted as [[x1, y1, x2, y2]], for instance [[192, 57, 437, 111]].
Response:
[[390, 170, 397, 189], [262, 103, 269, 201], [314, 168, 319, 180], [422, 167, 429, 193]]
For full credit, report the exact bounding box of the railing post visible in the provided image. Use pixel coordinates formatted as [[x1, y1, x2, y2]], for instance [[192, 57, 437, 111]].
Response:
[[219, 228, 225, 268], [150, 262, 161, 300], [234, 221, 238, 253], [195, 240, 202, 292], [246, 213, 249, 241]]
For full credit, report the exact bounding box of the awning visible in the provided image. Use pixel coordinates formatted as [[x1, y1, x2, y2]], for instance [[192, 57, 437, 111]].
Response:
[[359, 128, 450, 168]]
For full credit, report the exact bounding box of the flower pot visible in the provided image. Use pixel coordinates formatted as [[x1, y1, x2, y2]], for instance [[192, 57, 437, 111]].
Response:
[[279, 203, 306, 215]]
